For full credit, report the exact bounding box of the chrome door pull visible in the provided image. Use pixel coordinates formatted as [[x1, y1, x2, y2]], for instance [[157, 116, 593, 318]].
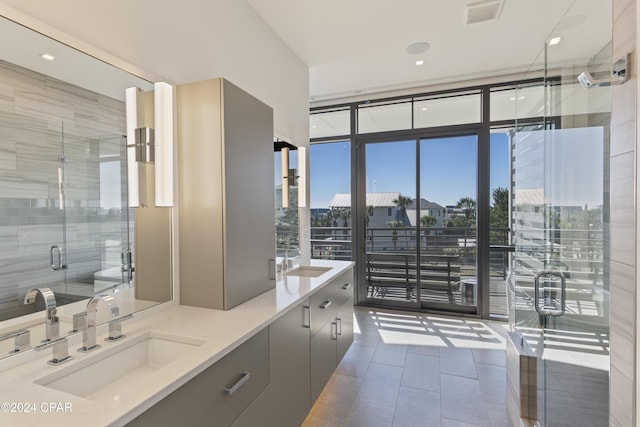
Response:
[[303, 305, 311, 328], [533, 270, 566, 316], [320, 300, 332, 310], [225, 372, 251, 396], [342, 283, 352, 290], [50, 245, 66, 271]]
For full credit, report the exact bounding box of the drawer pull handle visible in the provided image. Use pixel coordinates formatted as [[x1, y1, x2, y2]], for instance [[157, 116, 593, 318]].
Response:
[[320, 300, 332, 310], [225, 372, 251, 396], [303, 306, 311, 328], [331, 322, 338, 340], [337, 317, 342, 336], [342, 283, 352, 290]]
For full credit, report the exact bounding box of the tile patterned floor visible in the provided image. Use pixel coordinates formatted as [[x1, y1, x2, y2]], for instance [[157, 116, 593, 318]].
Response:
[[302, 306, 511, 427]]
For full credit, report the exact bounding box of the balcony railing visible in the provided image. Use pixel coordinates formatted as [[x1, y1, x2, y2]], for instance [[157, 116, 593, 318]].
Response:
[[309, 226, 494, 261], [279, 224, 604, 316]]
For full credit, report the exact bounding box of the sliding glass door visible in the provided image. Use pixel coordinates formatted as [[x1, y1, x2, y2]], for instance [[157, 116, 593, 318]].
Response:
[[360, 134, 479, 314], [419, 135, 477, 312], [364, 140, 418, 306]]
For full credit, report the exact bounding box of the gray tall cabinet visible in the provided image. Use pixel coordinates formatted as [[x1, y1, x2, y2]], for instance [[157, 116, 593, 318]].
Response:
[[177, 78, 275, 310]]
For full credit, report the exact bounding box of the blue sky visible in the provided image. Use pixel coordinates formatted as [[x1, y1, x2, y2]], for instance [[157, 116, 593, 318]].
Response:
[[274, 129, 602, 209], [299, 135, 509, 209]]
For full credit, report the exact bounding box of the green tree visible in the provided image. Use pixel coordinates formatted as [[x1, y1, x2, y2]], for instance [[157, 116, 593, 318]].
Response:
[[456, 196, 476, 223], [447, 216, 468, 228], [492, 187, 508, 215], [420, 215, 437, 227], [490, 187, 509, 243]]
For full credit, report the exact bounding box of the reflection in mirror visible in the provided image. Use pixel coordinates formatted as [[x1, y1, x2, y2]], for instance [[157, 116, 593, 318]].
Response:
[[274, 141, 299, 264], [0, 15, 171, 356]]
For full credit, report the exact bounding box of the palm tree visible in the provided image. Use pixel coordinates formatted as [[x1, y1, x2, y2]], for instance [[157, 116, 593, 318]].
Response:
[[366, 205, 374, 250], [392, 194, 413, 224], [326, 208, 340, 227], [420, 215, 437, 251], [456, 196, 476, 254], [393, 194, 413, 249], [339, 208, 351, 238], [366, 205, 374, 226], [456, 196, 476, 224], [389, 220, 402, 249]]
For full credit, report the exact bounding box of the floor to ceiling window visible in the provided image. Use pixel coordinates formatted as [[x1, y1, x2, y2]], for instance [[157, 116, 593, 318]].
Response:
[[308, 140, 352, 261], [309, 79, 608, 322]]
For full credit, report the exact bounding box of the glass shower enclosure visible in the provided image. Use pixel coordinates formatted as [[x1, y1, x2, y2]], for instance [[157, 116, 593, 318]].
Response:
[[508, 1, 611, 425], [0, 111, 131, 321]]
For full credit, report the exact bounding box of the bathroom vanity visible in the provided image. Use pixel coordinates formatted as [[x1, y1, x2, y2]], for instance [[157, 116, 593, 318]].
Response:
[[0, 260, 354, 427]]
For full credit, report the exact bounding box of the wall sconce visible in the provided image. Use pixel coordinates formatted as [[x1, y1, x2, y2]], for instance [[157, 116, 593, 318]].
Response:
[[297, 146, 307, 208], [276, 140, 300, 209], [281, 147, 298, 208], [125, 82, 175, 208]]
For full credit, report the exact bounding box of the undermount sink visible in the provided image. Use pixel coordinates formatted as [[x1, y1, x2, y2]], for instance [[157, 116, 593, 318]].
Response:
[[34, 331, 206, 399], [286, 266, 331, 278]]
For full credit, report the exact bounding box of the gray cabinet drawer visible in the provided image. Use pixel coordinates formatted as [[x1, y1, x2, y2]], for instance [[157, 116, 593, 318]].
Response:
[[128, 328, 269, 427], [309, 270, 354, 336], [310, 319, 338, 402], [328, 270, 354, 308], [309, 286, 336, 336]]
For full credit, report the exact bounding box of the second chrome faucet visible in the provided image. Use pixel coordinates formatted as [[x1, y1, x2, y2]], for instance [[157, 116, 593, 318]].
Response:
[[78, 295, 119, 353]]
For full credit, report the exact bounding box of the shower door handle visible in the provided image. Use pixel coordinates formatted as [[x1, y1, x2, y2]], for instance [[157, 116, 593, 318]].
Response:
[[121, 249, 134, 281], [50, 245, 66, 271], [533, 270, 565, 317]]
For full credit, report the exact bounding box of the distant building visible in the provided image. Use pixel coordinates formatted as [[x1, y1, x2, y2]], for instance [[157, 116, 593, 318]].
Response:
[[329, 192, 401, 227], [406, 198, 446, 228], [328, 193, 445, 228]]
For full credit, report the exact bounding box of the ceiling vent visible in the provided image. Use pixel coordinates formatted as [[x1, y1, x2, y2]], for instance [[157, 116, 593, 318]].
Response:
[[466, 0, 504, 25]]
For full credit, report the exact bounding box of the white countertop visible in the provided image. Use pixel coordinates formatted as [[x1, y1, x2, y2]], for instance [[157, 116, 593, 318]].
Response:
[[0, 259, 354, 426]]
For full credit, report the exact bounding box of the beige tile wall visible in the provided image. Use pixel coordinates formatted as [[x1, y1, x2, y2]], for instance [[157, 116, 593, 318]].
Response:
[[610, 0, 637, 425], [0, 59, 127, 320]]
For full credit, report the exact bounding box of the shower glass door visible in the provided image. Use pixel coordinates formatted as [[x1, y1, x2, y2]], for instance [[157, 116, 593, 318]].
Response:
[[60, 123, 131, 299], [511, 124, 609, 426], [0, 114, 130, 320], [509, 2, 611, 423]]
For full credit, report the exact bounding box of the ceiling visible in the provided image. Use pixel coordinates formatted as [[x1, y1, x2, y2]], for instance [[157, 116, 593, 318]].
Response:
[[0, 0, 612, 106], [247, 0, 612, 102]]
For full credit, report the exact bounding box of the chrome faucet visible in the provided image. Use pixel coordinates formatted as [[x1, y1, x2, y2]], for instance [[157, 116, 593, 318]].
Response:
[[24, 287, 58, 342], [0, 329, 31, 354], [78, 295, 120, 352], [34, 336, 72, 365]]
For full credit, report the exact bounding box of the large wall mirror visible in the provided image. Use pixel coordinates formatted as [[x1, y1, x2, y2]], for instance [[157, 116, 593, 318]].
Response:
[[0, 15, 173, 356]]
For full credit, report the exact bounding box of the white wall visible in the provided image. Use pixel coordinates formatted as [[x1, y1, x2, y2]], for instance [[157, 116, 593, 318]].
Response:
[[0, 0, 309, 146]]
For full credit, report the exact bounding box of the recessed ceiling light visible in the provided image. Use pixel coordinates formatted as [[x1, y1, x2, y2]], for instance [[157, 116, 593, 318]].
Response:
[[41, 53, 55, 61], [415, 60, 424, 66], [548, 37, 562, 46], [518, 96, 526, 100], [421, 107, 428, 111], [406, 42, 431, 55], [509, 97, 516, 101]]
